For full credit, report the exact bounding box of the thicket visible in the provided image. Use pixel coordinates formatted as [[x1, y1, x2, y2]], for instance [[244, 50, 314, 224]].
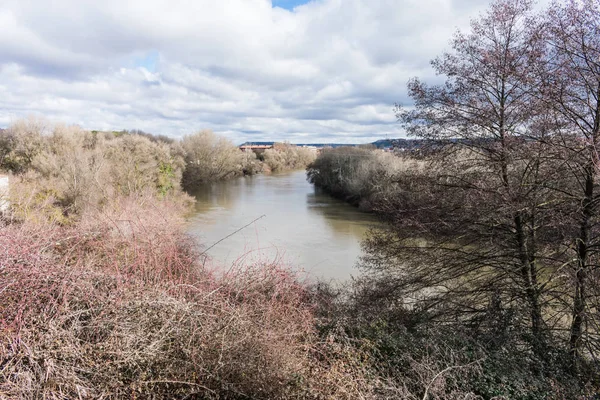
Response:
[[1, 199, 405, 399], [177, 134, 315, 191], [307, 147, 420, 210], [0, 120, 395, 399], [0, 119, 187, 224], [0, 122, 315, 204], [262, 142, 316, 173], [180, 130, 262, 191]]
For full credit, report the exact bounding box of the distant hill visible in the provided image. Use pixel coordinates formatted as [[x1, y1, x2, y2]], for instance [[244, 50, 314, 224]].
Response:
[[239, 141, 360, 148], [240, 139, 429, 150], [371, 138, 426, 149]]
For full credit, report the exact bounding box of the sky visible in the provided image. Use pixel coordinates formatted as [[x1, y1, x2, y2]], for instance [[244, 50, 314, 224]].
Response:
[[0, 0, 502, 144]]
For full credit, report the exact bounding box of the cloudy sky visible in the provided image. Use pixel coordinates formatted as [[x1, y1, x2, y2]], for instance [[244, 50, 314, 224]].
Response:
[[0, 0, 496, 144]]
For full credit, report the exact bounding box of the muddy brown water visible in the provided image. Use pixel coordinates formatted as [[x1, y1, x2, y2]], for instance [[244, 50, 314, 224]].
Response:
[[186, 170, 378, 281]]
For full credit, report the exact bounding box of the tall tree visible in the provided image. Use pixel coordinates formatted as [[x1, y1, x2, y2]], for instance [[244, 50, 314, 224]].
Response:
[[543, 0, 600, 361], [375, 0, 555, 348]]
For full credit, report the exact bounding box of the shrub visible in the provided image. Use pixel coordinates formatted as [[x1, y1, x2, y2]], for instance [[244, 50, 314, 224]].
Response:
[[306, 147, 418, 210], [310, 277, 597, 400], [103, 133, 184, 197], [263, 143, 316, 173], [181, 130, 247, 190], [0, 116, 47, 173], [0, 196, 390, 399], [7, 122, 188, 223]]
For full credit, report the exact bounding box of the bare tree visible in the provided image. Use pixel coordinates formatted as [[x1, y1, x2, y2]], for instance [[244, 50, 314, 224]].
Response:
[[542, 0, 600, 361], [2, 116, 47, 173], [382, 0, 557, 349], [263, 142, 316, 172], [181, 130, 246, 190]]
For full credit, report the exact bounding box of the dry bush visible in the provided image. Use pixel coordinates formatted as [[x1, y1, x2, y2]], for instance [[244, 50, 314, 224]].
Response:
[[240, 150, 263, 175], [75, 191, 199, 283], [29, 124, 108, 217], [104, 134, 184, 197], [307, 147, 417, 210], [0, 196, 388, 399], [181, 130, 247, 190], [6, 122, 187, 224], [1, 116, 48, 173], [7, 170, 70, 224], [263, 143, 316, 173]]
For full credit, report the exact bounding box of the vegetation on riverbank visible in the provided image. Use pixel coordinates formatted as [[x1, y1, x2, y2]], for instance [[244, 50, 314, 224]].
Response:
[[180, 129, 262, 191], [262, 142, 316, 173], [307, 0, 600, 397], [1, 202, 392, 399], [307, 146, 421, 211], [0, 121, 316, 202], [0, 120, 382, 399]]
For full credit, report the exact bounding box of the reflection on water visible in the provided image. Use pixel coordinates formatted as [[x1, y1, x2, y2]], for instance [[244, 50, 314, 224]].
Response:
[[186, 170, 378, 280]]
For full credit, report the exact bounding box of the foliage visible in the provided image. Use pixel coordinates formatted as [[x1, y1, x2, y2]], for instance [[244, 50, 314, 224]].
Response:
[[263, 143, 316, 173], [180, 130, 255, 191], [0, 197, 393, 399], [307, 147, 420, 210]]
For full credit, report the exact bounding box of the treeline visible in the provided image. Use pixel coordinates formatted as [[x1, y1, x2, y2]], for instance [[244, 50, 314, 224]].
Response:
[[0, 119, 315, 222], [180, 129, 262, 190], [0, 120, 187, 223], [307, 0, 600, 397]]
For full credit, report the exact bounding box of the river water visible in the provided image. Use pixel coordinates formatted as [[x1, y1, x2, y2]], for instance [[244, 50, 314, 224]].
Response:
[[186, 170, 378, 281]]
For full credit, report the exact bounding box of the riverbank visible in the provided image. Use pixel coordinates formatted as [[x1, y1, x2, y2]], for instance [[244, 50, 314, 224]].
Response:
[[306, 146, 423, 212], [0, 119, 387, 399], [180, 130, 316, 192], [0, 119, 315, 213], [2, 117, 598, 398], [306, 146, 600, 398]]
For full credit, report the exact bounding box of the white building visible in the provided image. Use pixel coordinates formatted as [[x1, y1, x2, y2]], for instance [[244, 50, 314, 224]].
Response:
[[0, 174, 9, 213]]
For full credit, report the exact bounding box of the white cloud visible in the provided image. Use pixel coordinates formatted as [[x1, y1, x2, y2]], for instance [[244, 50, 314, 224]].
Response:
[[0, 0, 491, 143]]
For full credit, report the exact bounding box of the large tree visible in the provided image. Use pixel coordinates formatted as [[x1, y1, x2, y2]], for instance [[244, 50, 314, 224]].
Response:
[[368, 0, 558, 350], [180, 130, 245, 190], [542, 0, 600, 361]]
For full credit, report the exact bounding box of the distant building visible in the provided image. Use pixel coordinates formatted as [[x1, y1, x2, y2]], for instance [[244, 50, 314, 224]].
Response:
[[239, 144, 274, 154], [0, 174, 9, 213], [300, 145, 319, 154]]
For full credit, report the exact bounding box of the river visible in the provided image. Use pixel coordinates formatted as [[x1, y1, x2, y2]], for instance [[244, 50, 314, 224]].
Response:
[[186, 169, 378, 281]]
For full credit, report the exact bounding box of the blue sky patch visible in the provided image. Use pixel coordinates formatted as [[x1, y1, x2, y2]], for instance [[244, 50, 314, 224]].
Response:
[[272, 0, 311, 11], [133, 50, 159, 73]]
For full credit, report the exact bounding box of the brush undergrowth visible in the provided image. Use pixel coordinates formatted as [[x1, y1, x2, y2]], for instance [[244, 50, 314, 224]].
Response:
[[0, 195, 394, 399]]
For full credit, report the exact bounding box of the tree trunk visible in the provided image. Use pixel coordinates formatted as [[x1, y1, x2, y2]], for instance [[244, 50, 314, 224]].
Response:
[[570, 165, 593, 361], [570, 83, 600, 361], [515, 212, 544, 348]]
